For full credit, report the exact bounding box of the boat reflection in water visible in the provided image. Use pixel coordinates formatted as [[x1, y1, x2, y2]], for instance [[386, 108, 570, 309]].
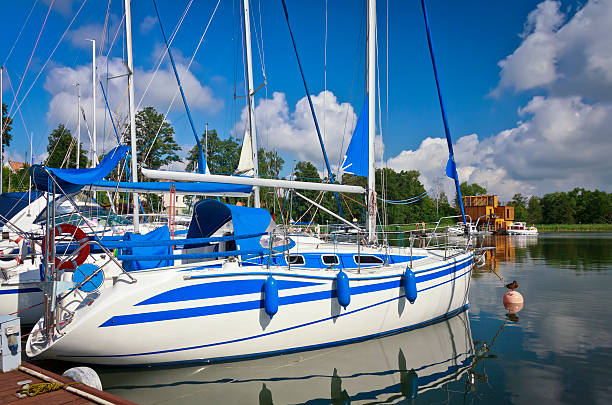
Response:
[[99, 311, 479, 404]]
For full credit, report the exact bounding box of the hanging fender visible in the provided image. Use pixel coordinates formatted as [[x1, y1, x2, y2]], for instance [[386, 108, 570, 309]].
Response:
[[403, 267, 418, 304], [44, 224, 90, 271], [336, 270, 351, 309], [0, 236, 25, 270], [263, 276, 279, 317]]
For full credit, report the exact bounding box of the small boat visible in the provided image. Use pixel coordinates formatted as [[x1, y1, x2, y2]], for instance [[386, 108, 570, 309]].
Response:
[[506, 222, 538, 236]]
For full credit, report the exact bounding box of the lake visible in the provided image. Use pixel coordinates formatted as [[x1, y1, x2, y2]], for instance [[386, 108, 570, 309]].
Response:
[[93, 232, 612, 404]]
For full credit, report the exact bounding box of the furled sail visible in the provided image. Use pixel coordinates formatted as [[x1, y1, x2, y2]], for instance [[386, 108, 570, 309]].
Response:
[[341, 99, 368, 178], [236, 129, 255, 176]]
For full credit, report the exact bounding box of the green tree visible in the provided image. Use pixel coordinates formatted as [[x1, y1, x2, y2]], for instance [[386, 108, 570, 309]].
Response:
[[456, 181, 486, 207], [1, 102, 13, 148], [527, 196, 543, 224], [46, 124, 89, 168], [509, 193, 528, 222], [185, 130, 241, 174], [132, 107, 180, 172]]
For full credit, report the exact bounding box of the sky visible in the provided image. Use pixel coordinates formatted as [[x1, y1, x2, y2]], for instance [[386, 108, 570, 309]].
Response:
[[1, 0, 611, 200]]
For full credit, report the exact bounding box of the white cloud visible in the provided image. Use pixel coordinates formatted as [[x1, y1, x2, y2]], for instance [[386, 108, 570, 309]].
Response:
[[43, 57, 222, 156], [385, 0, 612, 200], [42, 0, 75, 17], [235, 90, 383, 174], [139, 16, 157, 35], [494, 0, 612, 98]]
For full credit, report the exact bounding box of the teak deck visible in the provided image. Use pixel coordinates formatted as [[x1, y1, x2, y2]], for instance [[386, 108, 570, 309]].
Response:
[[0, 362, 136, 405]]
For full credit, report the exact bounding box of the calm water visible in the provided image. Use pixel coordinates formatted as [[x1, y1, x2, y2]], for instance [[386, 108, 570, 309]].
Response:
[[91, 233, 612, 404]]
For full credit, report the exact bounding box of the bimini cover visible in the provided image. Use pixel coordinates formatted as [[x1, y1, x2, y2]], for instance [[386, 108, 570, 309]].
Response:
[[0, 191, 44, 227], [92, 180, 252, 196], [187, 199, 273, 255], [31, 145, 129, 194], [121, 225, 173, 271]]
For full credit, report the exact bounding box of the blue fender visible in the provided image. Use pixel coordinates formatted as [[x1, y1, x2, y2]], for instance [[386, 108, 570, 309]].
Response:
[[336, 270, 351, 308], [403, 267, 417, 304], [264, 276, 279, 317]]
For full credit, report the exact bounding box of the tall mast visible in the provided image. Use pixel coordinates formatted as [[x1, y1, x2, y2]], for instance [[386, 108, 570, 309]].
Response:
[[124, 0, 139, 232], [242, 0, 260, 208], [0, 66, 3, 194], [76, 83, 81, 168], [87, 39, 97, 166], [367, 0, 377, 243]]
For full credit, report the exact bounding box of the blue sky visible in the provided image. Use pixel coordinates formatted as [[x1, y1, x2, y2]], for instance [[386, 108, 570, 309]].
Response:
[[1, 0, 611, 199]]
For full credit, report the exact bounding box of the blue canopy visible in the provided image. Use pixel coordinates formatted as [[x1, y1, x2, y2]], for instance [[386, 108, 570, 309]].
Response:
[[187, 199, 272, 255], [31, 145, 130, 194], [92, 180, 252, 196], [341, 98, 368, 177], [121, 225, 174, 271]]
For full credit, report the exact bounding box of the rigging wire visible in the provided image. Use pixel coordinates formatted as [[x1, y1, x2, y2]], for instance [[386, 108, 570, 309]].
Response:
[[10, 0, 89, 120], [141, 0, 222, 166], [2, 0, 39, 67], [7, 0, 56, 120]]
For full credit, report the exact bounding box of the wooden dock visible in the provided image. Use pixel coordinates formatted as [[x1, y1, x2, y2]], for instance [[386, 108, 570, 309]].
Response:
[[0, 362, 137, 405]]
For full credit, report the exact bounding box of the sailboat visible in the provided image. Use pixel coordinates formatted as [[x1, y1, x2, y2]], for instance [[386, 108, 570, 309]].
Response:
[[25, 0, 475, 366]]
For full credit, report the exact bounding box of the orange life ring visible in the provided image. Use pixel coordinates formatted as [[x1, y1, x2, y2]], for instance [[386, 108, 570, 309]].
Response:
[[0, 236, 25, 269], [44, 224, 90, 270]]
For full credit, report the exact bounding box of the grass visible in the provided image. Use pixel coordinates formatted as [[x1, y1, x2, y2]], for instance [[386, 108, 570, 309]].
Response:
[[535, 223, 612, 232]]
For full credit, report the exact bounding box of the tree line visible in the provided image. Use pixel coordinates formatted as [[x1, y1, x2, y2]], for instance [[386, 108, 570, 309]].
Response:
[[3, 105, 610, 224]]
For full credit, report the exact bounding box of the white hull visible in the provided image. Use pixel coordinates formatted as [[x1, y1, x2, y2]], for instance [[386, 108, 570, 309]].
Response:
[[27, 247, 473, 366], [506, 229, 538, 236], [100, 311, 473, 404]]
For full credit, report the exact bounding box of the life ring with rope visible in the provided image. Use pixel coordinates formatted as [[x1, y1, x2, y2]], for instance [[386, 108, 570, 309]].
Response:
[[44, 224, 90, 271], [0, 236, 26, 270]]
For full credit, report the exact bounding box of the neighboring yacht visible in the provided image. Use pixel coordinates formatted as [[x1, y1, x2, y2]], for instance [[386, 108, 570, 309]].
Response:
[[506, 222, 538, 236]]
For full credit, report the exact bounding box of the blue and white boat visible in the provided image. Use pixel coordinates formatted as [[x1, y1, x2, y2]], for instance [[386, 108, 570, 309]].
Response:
[[25, 0, 475, 366]]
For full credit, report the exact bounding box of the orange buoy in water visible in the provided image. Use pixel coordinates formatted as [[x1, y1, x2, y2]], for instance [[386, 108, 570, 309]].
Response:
[[503, 290, 524, 313]]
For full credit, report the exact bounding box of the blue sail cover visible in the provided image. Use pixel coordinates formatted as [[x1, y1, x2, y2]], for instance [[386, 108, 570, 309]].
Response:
[[122, 225, 173, 271], [187, 199, 272, 255], [92, 180, 251, 195], [0, 191, 44, 227], [341, 99, 368, 177], [31, 145, 129, 194]]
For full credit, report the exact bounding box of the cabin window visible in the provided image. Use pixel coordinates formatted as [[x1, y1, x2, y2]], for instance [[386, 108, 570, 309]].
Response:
[[322, 255, 339, 265], [354, 255, 383, 265], [288, 255, 305, 265]]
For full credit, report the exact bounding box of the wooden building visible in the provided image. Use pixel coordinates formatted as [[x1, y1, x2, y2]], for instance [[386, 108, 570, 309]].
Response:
[[462, 194, 514, 232]]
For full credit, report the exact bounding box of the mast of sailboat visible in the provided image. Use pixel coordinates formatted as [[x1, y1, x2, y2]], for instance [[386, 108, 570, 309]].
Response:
[[87, 39, 97, 166], [0, 66, 3, 194], [367, 0, 378, 243], [76, 83, 81, 168], [124, 0, 140, 232], [242, 0, 260, 208]]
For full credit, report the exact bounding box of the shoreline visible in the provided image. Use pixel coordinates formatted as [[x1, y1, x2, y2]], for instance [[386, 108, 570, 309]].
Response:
[[535, 224, 612, 232]]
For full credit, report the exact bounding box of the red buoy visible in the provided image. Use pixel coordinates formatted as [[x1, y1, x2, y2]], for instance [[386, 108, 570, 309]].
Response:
[[503, 290, 524, 313]]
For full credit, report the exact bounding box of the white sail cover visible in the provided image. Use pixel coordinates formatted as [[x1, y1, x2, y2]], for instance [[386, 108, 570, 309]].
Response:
[[236, 130, 255, 176]]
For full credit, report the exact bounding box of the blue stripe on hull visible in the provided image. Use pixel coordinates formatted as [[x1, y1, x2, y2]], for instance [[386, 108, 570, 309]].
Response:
[[100, 256, 472, 327], [60, 304, 470, 366], [0, 288, 41, 295], [136, 279, 323, 306]]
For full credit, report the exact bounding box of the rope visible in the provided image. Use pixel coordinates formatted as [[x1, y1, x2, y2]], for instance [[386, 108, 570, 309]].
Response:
[[18, 381, 81, 397]]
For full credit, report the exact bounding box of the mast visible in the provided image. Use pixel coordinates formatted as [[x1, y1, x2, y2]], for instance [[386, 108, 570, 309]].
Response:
[[0, 66, 3, 194], [87, 39, 97, 166], [124, 0, 140, 232], [76, 83, 81, 168], [367, 0, 377, 243], [242, 0, 260, 208]]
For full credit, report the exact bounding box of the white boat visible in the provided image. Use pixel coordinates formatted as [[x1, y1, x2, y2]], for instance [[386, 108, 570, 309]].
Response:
[[97, 311, 474, 404], [25, 0, 475, 366], [506, 222, 538, 236]]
